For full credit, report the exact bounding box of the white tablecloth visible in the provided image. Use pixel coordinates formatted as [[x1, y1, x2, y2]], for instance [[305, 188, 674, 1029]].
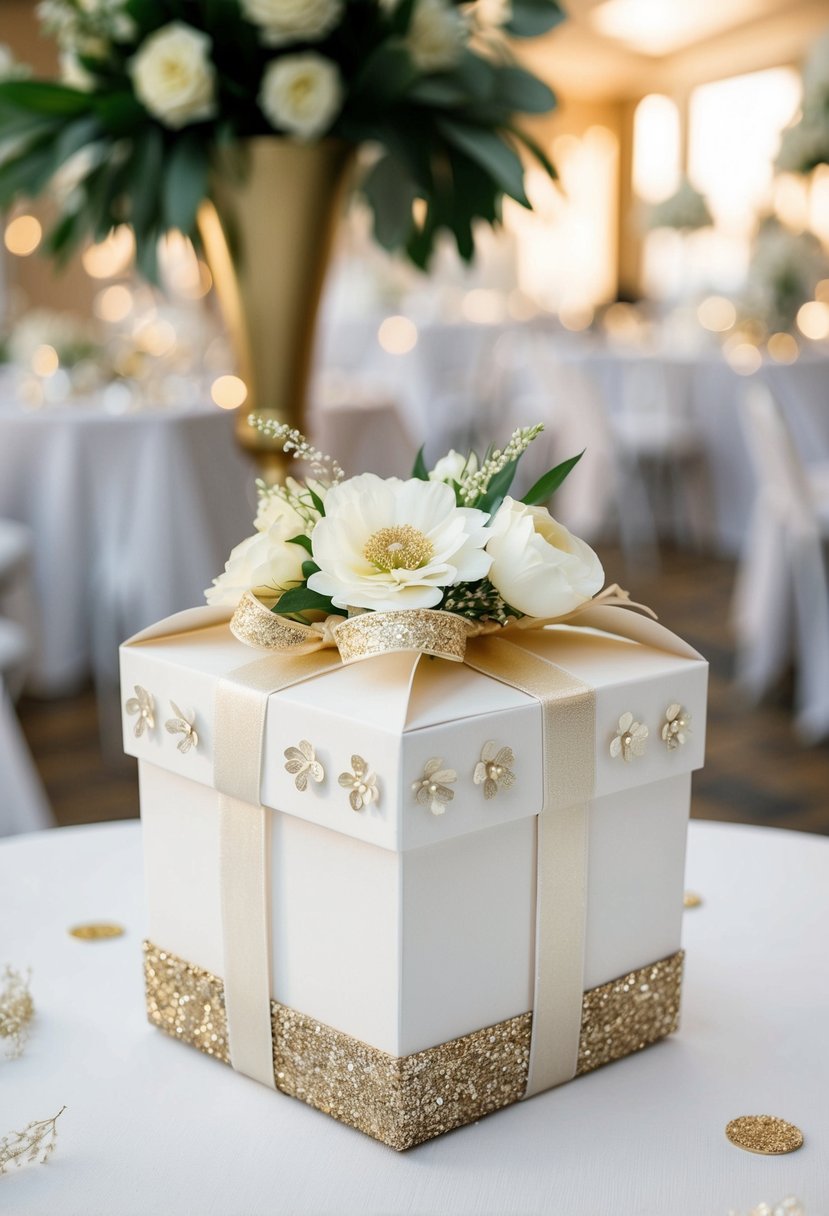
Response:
[[0, 394, 255, 694], [1, 819, 826, 1216]]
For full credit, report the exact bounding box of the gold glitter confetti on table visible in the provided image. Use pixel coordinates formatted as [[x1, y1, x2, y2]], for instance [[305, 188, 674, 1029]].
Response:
[[68, 923, 125, 941], [683, 891, 703, 908], [725, 1115, 804, 1155]]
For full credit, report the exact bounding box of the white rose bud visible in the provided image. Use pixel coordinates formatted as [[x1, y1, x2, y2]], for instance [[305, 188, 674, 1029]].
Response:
[[259, 53, 343, 141], [486, 497, 604, 618], [130, 23, 217, 130], [406, 0, 466, 73], [428, 450, 477, 485], [241, 0, 343, 47], [205, 495, 309, 608]]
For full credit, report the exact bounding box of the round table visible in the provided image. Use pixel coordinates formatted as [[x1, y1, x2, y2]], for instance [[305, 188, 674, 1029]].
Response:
[[1, 820, 826, 1215], [0, 388, 256, 695]]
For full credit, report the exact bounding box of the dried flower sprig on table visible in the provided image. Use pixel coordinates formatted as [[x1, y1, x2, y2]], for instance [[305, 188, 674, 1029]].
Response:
[[0, 965, 34, 1060], [0, 1107, 65, 1176]]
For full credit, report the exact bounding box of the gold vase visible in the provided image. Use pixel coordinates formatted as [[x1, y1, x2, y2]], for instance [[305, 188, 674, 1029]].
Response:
[[198, 137, 354, 481]]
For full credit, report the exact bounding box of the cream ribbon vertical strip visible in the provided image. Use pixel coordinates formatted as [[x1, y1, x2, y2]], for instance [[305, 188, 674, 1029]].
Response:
[[464, 635, 595, 1098], [212, 651, 341, 1088]]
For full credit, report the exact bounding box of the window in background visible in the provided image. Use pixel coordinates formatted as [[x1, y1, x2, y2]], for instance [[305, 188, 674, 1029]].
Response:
[[633, 94, 681, 203], [686, 66, 802, 292], [507, 124, 619, 316]]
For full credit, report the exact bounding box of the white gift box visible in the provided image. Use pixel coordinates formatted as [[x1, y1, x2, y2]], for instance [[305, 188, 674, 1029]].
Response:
[[122, 607, 706, 1149]]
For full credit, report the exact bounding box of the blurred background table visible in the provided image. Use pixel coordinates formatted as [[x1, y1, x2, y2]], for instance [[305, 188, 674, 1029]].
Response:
[[1, 819, 826, 1216], [0, 380, 254, 695]]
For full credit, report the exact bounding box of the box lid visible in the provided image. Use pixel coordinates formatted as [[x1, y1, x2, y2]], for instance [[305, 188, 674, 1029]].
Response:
[[121, 609, 707, 853]]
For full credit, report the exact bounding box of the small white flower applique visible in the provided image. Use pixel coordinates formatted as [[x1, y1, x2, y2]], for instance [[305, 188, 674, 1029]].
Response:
[[283, 740, 324, 791], [165, 702, 199, 754], [125, 686, 155, 738], [412, 759, 457, 815], [662, 704, 691, 751], [610, 712, 648, 763], [338, 755, 379, 812], [473, 741, 516, 799]]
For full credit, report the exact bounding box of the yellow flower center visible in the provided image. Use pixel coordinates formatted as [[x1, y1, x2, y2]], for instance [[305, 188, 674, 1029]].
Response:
[[364, 525, 434, 573]]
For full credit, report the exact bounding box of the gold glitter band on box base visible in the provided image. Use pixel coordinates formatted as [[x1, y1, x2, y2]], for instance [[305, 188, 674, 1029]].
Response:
[[144, 942, 683, 1151]]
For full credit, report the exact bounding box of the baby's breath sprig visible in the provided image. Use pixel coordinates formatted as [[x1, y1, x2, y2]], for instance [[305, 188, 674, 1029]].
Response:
[[0, 1106, 65, 1176], [255, 479, 322, 530], [459, 425, 543, 506], [249, 416, 344, 483], [0, 965, 34, 1060], [442, 580, 523, 625]]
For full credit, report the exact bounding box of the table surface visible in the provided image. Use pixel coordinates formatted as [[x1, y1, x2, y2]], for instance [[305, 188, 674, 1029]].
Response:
[[1, 819, 827, 1216]]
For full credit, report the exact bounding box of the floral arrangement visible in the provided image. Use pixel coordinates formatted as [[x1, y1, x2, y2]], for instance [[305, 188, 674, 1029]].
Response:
[[207, 421, 604, 626], [776, 29, 829, 175], [0, 0, 563, 275], [744, 216, 829, 333], [646, 177, 712, 233]]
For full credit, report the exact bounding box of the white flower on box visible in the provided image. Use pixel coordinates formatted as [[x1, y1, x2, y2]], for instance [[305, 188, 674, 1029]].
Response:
[[205, 494, 308, 607], [259, 52, 343, 141], [406, 0, 466, 73], [59, 51, 95, 90], [241, 0, 343, 47], [308, 473, 491, 611], [130, 23, 217, 130], [255, 477, 324, 532], [428, 450, 477, 485], [485, 497, 604, 619]]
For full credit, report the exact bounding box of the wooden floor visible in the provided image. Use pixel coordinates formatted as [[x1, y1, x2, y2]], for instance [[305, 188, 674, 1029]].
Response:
[[16, 544, 829, 835]]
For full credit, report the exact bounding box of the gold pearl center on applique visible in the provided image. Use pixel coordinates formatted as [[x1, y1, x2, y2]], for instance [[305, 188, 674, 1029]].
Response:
[[363, 525, 434, 572]]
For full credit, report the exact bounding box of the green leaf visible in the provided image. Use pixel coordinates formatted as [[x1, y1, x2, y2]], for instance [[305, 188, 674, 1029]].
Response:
[[509, 124, 558, 180], [352, 43, 417, 106], [493, 66, 556, 115], [272, 585, 335, 616], [506, 0, 566, 39], [127, 125, 164, 234], [437, 120, 529, 207], [362, 153, 416, 250], [301, 559, 320, 579], [162, 132, 208, 235], [521, 450, 584, 505], [287, 533, 313, 553], [477, 458, 520, 515], [308, 487, 326, 517], [411, 445, 429, 480], [0, 80, 92, 117]]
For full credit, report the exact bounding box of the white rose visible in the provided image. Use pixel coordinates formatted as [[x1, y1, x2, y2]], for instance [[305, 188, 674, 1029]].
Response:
[[130, 23, 216, 130], [205, 497, 308, 607], [308, 473, 491, 611], [406, 0, 466, 73], [241, 0, 343, 47], [259, 53, 343, 141], [60, 51, 95, 90], [428, 450, 477, 485], [486, 497, 604, 618]]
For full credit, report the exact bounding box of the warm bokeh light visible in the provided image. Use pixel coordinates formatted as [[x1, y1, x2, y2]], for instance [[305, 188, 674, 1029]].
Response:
[[135, 319, 177, 357], [796, 301, 829, 341], [809, 166, 829, 246], [95, 285, 133, 323], [726, 343, 762, 375], [461, 289, 506, 325], [4, 215, 42, 257], [633, 95, 681, 204], [767, 332, 800, 363], [32, 345, 59, 377], [559, 301, 594, 331], [697, 295, 737, 332], [816, 279, 829, 304], [378, 315, 418, 355], [82, 226, 135, 279], [211, 375, 248, 410]]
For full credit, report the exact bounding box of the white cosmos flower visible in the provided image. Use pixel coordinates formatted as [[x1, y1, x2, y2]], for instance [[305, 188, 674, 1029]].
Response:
[[205, 495, 308, 607], [486, 497, 604, 618], [259, 52, 343, 141], [308, 473, 491, 611], [241, 0, 343, 46], [130, 23, 216, 130], [428, 450, 477, 485], [406, 0, 466, 73]]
